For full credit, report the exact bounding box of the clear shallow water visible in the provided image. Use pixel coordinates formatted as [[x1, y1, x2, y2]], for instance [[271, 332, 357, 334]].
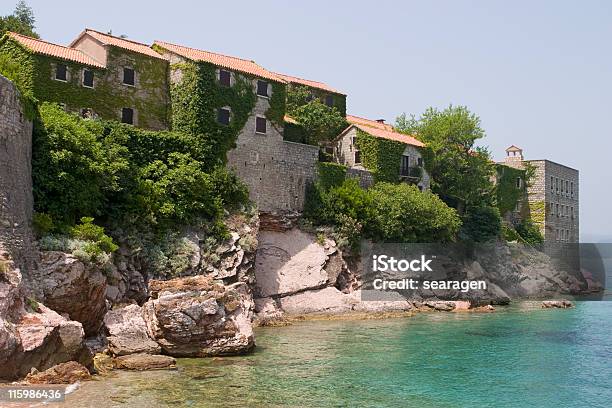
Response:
[[67, 302, 612, 408]]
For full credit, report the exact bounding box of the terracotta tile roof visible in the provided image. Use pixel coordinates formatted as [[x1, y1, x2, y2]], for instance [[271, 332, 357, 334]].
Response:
[[347, 114, 424, 147], [153, 40, 285, 83], [72, 29, 166, 60], [5, 32, 105, 68], [347, 114, 394, 131], [274, 73, 345, 95]]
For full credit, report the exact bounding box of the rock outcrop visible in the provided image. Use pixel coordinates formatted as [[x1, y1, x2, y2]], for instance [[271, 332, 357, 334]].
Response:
[[0, 261, 91, 380], [103, 304, 161, 356], [112, 353, 176, 370], [36, 251, 108, 336], [25, 361, 91, 384], [143, 276, 254, 357], [541, 300, 574, 309]]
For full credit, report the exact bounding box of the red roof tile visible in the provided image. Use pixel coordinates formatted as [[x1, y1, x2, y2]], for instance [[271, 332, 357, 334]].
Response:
[[5, 32, 105, 68], [347, 114, 424, 147], [153, 40, 284, 83], [72, 29, 166, 60], [274, 73, 344, 95]]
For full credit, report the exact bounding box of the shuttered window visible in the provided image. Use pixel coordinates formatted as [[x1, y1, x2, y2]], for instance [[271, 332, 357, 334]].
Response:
[[83, 69, 94, 87], [55, 64, 67, 81], [121, 108, 134, 124], [123, 68, 135, 86]]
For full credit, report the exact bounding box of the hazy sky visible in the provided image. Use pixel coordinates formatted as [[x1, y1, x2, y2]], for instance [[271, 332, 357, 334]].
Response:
[[4, 0, 611, 241]]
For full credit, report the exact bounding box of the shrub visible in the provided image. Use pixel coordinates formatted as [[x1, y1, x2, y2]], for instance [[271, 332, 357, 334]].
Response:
[[515, 219, 544, 246], [71, 217, 118, 254], [32, 212, 54, 237], [460, 206, 502, 242], [317, 162, 347, 190]]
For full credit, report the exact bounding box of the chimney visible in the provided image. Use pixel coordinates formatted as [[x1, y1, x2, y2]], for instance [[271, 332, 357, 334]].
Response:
[[504, 145, 524, 168], [376, 119, 385, 124]]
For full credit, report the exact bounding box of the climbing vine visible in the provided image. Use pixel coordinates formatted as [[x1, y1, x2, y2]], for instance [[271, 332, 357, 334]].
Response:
[[495, 164, 529, 216], [355, 129, 406, 183], [170, 61, 257, 166], [0, 36, 170, 128]]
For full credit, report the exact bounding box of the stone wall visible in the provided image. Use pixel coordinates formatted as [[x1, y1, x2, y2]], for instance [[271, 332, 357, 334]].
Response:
[[0, 75, 36, 276], [227, 89, 319, 211]]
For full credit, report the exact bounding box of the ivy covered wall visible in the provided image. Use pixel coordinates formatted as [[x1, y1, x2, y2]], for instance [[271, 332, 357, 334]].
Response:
[[355, 128, 406, 183], [0, 37, 170, 130], [495, 164, 527, 216], [286, 83, 346, 116]]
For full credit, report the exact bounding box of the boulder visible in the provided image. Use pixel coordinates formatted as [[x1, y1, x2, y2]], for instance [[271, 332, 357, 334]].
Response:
[[37, 251, 107, 336], [0, 264, 91, 380], [143, 277, 255, 357], [279, 287, 355, 314], [541, 300, 574, 309], [103, 304, 161, 356], [113, 353, 176, 371], [424, 301, 456, 311], [25, 361, 91, 384], [255, 229, 340, 297]]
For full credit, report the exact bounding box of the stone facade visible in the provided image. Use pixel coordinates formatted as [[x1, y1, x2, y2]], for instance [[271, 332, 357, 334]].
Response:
[[501, 147, 579, 244], [334, 126, 431, 190], [0, 75, 36, 275]]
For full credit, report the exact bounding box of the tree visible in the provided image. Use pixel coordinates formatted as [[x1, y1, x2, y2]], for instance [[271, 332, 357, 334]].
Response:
[[396, 105, 496, 214], [0, 1, 38, 38], [290, 100, 348, 145]]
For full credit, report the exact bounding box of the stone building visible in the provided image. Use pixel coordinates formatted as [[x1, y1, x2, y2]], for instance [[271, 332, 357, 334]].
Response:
[[153, 40, 319, 212], [501, 145, 579, 243], [333, 115, 430, 190], [0, 30, 170, 129], [275, 72, 347, 116]]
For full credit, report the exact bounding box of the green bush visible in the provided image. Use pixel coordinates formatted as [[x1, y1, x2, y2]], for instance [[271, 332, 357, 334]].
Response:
[[460, 206, 502, 242], [32, 212, 54, 237], [305, 179, 461, 244], [515, 219, 544, 246], [317, 162, 347, 190], [71, 217, 118, 254]]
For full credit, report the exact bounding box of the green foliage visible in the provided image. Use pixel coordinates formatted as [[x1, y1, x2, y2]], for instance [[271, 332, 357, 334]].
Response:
[[367, 183, 461, 242], [32, 102, 250, 244], [495, 164, 527, 216], [169, 61, 257, 164], [460, 206, 501, 242], [32, 103, 128, 225], [289, 99, 347, 145], [286, 83, 347, 116], [317, 162, 347, 190], [0, 1, 38, 38], [266, 82, 286, 126], [32, 212, 53, 237], [71, 217, 118, 254], [305, 178, 461, 244], [283, 120, 308, 144], [0, 37, 169, 128], [396, 105, 495, 213], [515, 219, 544, 246], [354, 129, 406, 183]]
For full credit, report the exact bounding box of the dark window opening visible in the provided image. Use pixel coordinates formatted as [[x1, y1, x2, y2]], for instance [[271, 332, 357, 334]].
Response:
[[401, 155, 410, 175], [123, 68, 135, 86], [55, 64, 67, 81], [325, 95, 334, 107], [417, 157, 423, 167], [83, 69, 94, 87], [219, 70, 231, 87], [218, 108, 230, 125], [81, 108, 92, 119], [355, 150, 361, 164], [121, 108, 134, 124], [256, 117, 267, 133], [257, 80, 268, 97]]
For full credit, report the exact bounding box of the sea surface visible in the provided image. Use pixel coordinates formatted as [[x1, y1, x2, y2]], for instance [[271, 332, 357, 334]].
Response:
[[65, 301, 611, 408]]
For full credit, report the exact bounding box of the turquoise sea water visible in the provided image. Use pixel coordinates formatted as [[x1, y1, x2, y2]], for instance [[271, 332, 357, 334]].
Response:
[[67, 301, 611, 408]]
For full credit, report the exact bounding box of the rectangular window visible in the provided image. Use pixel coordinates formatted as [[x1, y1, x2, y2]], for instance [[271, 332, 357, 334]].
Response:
[[556, 178, 559, 194], [401, 155, 410, 175], [256, 80, 268, 97], [516, 177, 522, 189], [571, 206, 574, 219], [217, 108, 230, 125], [571, 182, 574, 198], [417, 157, 423, 167], [255, 116, 267, 134], [561, 180, 564, 193], [55, 64, 67, 81], [355, 150, 361, 164], [219, 70, 231, 87], [550, 176, 554, 192], [83, 69, 94, 88], [121, 108, 134, 124], [325, 95, 334, 107], [565, 181, 569, 196], [556, 203, 559, 217], [123, 68, 135, 86]]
